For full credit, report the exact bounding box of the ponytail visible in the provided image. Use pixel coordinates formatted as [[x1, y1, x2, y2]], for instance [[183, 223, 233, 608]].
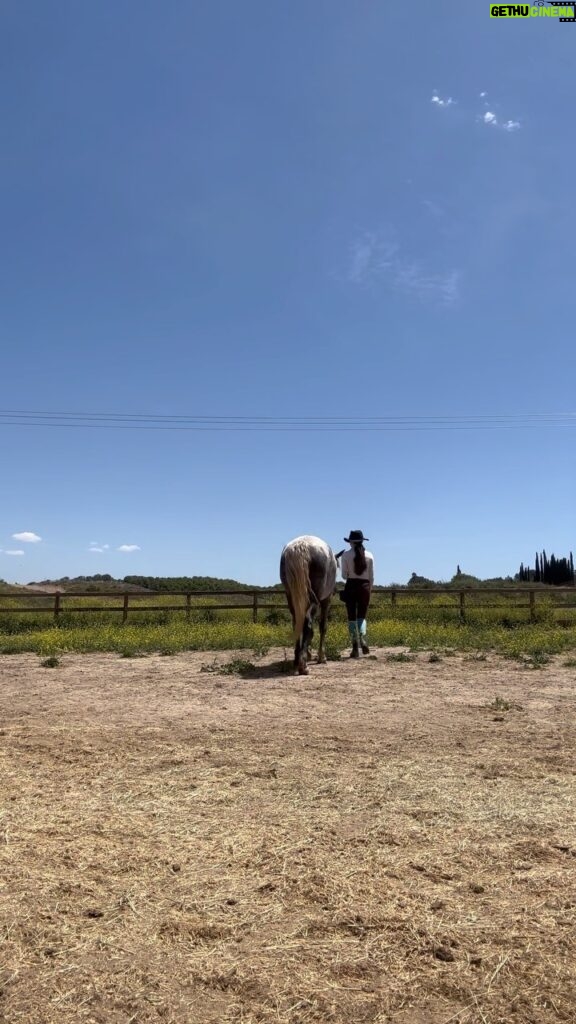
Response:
[[353, 542, 367, 575]]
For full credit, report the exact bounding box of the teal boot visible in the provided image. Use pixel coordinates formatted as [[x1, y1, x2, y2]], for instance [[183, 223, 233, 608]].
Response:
[[357, 618, 369, 655]]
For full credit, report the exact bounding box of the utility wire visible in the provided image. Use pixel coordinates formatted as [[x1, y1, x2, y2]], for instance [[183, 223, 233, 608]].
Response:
[[0, 410, 575, 432]]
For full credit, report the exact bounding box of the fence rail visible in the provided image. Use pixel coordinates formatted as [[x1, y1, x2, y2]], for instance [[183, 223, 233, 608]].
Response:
[[1, 587, 575, 625]]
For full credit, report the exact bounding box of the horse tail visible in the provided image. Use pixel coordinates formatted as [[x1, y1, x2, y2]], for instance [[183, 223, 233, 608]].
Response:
[[284, 540, 313, 641]]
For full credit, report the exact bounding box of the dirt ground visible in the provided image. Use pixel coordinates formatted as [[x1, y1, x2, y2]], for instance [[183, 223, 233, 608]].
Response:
[[1, 648, 575, 1024]]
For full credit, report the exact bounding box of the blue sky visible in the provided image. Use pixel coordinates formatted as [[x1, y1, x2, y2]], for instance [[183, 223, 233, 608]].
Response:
[[1, 1, 574, 586]]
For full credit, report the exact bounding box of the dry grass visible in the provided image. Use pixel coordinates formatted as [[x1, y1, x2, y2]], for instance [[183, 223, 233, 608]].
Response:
[[1, 648, 575, 1023]]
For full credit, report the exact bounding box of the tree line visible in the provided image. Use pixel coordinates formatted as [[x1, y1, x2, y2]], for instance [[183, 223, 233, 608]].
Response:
[[26, 554, 576, 593], [123, 575, 277, 592], [27, 574, 272, 592], [517, 551, 575, 586]]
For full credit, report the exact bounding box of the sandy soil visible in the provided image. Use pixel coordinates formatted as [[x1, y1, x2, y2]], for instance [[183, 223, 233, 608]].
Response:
[[1, 648, 575, 1023]]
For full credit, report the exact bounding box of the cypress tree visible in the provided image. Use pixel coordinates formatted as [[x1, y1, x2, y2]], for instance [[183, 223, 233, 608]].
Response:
[[522, 551, 575, 586]]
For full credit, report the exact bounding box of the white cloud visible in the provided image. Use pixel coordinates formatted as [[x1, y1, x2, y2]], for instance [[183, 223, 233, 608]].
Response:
[[349, 233, 398, 285], [480, 109, 521, 132], [89, 541, 110, 552], [431, 92, 455, 108], [12, 531, 42, 543], [436, 269, 461, 307], [430, 89, 520, 133], [5, 550, 25, 556], [89, 546, 105, 553], [349, 231, 460, 308], [117, 544, 141, 553]]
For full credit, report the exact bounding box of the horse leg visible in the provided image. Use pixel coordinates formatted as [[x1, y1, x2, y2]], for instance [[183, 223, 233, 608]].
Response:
[[295, 635, 305, 674], [285, 591, 299, 670], [306, 623, 314, 660], [295, 629, 308, 674], [317, 597, 330, 664], [297, 611, 316, 675], [306, 605, 318, 659], [285, 591, 310, 675]]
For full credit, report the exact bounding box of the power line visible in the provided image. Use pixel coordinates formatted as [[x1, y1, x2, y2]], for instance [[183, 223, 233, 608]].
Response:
[[0, 410, 575, 432], [1, 409, 576, 420]]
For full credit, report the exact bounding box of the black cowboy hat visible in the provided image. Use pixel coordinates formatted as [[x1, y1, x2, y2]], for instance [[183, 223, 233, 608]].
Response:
[[344, 530, 369, 543]]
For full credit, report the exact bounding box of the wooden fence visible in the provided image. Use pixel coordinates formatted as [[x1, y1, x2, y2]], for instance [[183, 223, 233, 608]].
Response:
[[1, 587, 575, 625]]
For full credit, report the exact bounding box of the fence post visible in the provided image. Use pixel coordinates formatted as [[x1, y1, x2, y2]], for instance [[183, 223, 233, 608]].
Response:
[[186, 593, 191, 622], [391, 590, 397, 608], [122, 593, 129, 623], [253, 592, 258, 623], [529, 590, 535, 624], [54, 592, 61, 622], [459, 591, 466, 625]]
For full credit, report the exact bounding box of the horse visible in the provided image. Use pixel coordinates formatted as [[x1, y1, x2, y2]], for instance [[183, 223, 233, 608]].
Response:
[[279, 535, 338, 675]]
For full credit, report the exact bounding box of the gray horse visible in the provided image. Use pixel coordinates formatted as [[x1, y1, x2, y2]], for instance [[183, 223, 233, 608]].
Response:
[[280, 535, 337, 675]]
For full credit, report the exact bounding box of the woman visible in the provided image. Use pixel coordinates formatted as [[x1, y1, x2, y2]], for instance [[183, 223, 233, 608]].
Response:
[[339, 530, 374, 658]]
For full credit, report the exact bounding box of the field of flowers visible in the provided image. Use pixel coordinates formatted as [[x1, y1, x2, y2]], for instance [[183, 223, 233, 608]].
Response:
[[1, 589, 576, 658]]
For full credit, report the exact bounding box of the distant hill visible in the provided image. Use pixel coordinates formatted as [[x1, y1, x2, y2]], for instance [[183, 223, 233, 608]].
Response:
[[25, 575, 153, 594], [19, 574, 283, 594], [0, 581, 67, 595]]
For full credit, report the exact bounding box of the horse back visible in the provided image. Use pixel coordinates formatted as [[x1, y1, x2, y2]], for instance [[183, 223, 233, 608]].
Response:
[[280, 535, 336, 602]]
